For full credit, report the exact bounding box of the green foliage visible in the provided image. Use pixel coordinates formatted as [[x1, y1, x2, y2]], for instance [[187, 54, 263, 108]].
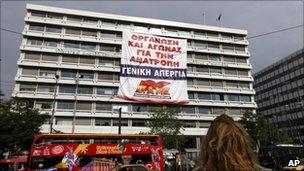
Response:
[[147, 108, 184, 149], [239, 110, 293, 149], [0, 97, 50, 155], [239, 110, 269, 149]]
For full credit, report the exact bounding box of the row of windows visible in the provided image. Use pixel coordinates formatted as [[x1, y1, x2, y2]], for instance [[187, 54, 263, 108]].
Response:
[[187, 66, 249, 76], [55, 117, 211, 128], [19, 83, 252, 102], [255, 67, 304, 93], [24, 52, 120, 66], [254, 56, 303, 85], [30, 11, 246, 41], [188, 53, 247, 63], [187, 79, 250, 89], [35, 100, 249, 115], [22, 52, 247, 67], [20, 66, 250, 81], [26, 37, 246, 54]]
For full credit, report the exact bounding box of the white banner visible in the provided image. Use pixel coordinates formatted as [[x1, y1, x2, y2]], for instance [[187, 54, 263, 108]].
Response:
[[118, 32, 188, 104]]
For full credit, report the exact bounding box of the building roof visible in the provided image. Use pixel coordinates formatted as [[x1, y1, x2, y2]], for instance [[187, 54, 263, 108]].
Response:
[[26, 3, 247, 35]]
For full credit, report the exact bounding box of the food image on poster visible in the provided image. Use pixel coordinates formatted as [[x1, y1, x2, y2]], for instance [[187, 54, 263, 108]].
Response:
[[118, 32, 188, 104]]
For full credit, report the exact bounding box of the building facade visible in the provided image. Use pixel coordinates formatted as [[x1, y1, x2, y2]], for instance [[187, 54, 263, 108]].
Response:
[[13, 4, 256, 157], [254, 49, 304, 144]]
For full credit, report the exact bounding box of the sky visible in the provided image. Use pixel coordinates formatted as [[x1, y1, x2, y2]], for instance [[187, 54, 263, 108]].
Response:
[[0, 1, 303, 99]]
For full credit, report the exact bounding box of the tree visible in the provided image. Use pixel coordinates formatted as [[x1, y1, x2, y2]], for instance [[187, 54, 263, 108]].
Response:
[[239, 110, 293, 151], [0, 97, 50, 156], [147, 108, 184, 150]]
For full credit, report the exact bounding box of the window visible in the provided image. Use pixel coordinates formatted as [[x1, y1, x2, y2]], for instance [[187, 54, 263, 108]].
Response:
[[132, 104, 147, 112], [76, 102, 92, 111], [67, 15, 82, 22], [239, 82, 250, 89], [41, 54, 58, 61], [61, 70, 76, 78], [194, 41, 207, 49], [98, 72, 115, 81], [236, 58, 247, 63], [197, 80, 210, 86], [211, 80, 223, 87], [183, 121, 196, 128], [37, 84, 54, 93], [208, 43, 220, 50], [213, 108, 225, 115], [148, 105, 162, 112], [64, 42, 80, 49], [83, 17, 98, 24], [221, 34, 233, 40], [238, 70, 248, 76], [39, 69, 56, 77], [95, 119, 111, 126], [228, 94, 239, 101], [80, 43, 96, 51], [226, 81, 238, 88], [35, 100, 53, 110], [198, 107, 211, 114], [188, 92, 195, 99], [27, 38, 43, 46], [101, 32, 117, 39], [235, 46, 246, 52], [222, 45, 234, 52], [225, 69, 237, 75], [199, 122, 211, 128], [183, 106, 195, 114], [132, 120, 147, 127], [100, 44, 116, 52], [24, 53, 41, 60], [75, 118, 91, 125], [59, 85, 75, 94], [44, 40, 59, 47], [194, 31, 206, 37], [211, 94, 222, 101], [20, 83, 36, 92], [79, 72, 94, 80], [228, 108, 242, 115], [56, 117, 72, 125], [210, 68, 222, 74], [46, 13, 62, 20], [99, 58, 114, 66], [62, 56, 78, 63], [224, 56, 235, 62], [206, 32, 218, 38], [96, 87, 117, 95], [66, 28, 81, 35], [196, 67, 209, 73], [57, 101, 74, 110], [187, 78, 194, 86], [198, 93, 211, 100], [22, 68, 38, 76], [113, 120, 128, 126], [96, 103, 112, 111], [209, 55, 221, 61], [195, 54, 208, 60], [29, 24, 44, 31], [240, 95, 251, 102], [82, 30, 97, 37], [79, 57, 95, 65], [78, 86, 93, 95], [31, 11, 46, 17], [45, 26, 61, 33]]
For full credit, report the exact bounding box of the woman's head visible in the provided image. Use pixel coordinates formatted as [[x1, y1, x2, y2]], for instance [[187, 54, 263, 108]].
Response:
[[201, 114, 257, 171]]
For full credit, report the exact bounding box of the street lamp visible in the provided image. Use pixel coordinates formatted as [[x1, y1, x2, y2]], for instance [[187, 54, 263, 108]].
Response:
[[50, 74, 59, 133], [72, 73, 83, 134]]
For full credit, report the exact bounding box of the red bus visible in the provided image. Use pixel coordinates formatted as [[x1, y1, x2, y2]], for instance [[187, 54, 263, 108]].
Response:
[[27, 134, 164, 171]]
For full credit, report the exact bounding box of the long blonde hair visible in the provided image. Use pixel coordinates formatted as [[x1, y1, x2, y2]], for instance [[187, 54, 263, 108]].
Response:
[[200, 114, 258, 171]]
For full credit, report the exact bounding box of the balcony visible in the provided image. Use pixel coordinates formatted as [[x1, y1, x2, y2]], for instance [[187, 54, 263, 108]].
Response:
[[187, 59, 252, 69], [25, 14, 249, 47], [187, 72, 253, 82]]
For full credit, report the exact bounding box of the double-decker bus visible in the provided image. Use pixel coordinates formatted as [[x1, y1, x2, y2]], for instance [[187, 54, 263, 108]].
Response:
[[26, 134, 164, 171]]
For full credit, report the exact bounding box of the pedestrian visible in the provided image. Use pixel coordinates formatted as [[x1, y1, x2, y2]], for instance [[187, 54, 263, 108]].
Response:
[[195, 114, 271, 171]]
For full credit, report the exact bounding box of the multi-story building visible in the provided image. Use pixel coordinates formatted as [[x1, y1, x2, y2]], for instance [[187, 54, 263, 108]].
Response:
[[254, 49, 304, 144], [12, 4, 256, 157]]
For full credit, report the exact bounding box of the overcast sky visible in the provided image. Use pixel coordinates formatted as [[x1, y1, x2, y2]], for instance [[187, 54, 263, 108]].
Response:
[[1, 1, 303, 99]]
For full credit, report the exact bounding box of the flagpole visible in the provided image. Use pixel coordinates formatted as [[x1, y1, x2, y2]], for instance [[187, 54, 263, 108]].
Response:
[[203, 12, 205, 25]]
